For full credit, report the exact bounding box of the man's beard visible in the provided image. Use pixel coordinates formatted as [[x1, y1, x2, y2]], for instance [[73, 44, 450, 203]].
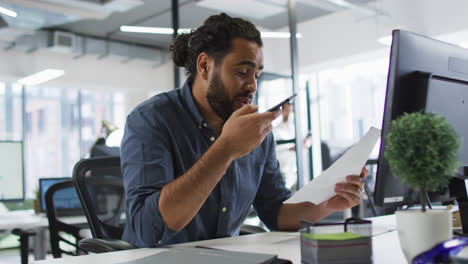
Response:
[[206, 71, 235, 121], [207, 71, 254, 121]]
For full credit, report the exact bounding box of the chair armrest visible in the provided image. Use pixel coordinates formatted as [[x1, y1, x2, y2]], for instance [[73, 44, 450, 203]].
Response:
[[78, 238, 135, 253], [12, 228, 36, 238]]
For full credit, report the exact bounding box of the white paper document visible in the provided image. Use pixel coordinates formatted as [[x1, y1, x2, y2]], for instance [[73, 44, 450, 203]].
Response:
[[284, 127, 381, 205]]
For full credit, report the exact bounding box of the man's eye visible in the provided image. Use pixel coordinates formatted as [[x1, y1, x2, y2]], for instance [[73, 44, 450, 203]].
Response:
[[238, 71, 248, 76]]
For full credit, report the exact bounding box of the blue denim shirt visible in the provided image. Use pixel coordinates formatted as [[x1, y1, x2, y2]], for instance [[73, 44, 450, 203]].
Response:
[[120, 81, 291, 247]]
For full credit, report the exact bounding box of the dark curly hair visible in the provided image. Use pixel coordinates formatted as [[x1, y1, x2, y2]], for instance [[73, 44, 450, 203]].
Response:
[[169, 13, 263, 85]]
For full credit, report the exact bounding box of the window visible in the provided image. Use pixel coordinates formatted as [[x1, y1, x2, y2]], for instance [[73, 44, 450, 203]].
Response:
[[24, 86, 79, 197], [0, 83, 23, 141], [0, 82, 126, 199]]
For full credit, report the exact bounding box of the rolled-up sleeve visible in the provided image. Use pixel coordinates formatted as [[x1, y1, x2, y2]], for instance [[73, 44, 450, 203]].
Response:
[[121, 108, 177, 247], [253, 135, 292, 231]]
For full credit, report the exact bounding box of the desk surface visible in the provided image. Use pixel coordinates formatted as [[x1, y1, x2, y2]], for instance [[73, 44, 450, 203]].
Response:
[[0, 210, 89, 231], [32, 214, 407, 264], [0, 211, 47, 231]]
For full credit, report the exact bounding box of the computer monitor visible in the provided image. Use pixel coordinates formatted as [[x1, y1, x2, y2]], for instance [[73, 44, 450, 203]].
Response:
[[39, 177, 83, 216], [0, 141, 24, 202], [374, 30, 468, 213]]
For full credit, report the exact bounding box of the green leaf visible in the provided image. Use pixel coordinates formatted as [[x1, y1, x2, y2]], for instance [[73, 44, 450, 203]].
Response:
[[384, 112, 461, 196]]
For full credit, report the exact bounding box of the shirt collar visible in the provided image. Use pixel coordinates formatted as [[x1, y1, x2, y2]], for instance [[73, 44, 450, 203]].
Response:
[[180, 81, 205, 127]]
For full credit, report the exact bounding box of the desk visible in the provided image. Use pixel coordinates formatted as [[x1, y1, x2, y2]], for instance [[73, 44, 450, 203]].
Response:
[[0, 210, 89, 260], [0, 211, 45, 230], [32, 214, 407, 264]]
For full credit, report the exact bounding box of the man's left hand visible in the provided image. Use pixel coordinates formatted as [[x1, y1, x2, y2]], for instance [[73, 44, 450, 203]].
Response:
[[324, 167, 368, 211]]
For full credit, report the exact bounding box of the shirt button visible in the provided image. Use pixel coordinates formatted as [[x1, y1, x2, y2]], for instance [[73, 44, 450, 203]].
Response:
[[210, 136, 215, 142], [222, 207, 227, 213], [203, 123, 208, 127]]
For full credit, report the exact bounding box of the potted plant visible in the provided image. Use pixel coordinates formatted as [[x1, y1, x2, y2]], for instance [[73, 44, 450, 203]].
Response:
[[384, 112, 461, 261], [34, 188, 41, 214]]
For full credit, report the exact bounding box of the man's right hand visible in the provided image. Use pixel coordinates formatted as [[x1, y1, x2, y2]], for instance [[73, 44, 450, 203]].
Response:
[[219, 104, 281, 159]]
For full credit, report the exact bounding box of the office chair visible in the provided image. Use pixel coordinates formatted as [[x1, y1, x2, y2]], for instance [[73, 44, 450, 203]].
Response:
[[72, 156, 135, 253], [239, 224, 267, 235], [239, 206, 267, 235], [44, 179, 88, 258]]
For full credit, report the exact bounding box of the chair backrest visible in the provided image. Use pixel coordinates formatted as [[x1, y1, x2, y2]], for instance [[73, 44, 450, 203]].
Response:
[[44, 179, 88, 258], [72, 156, 125, 240]]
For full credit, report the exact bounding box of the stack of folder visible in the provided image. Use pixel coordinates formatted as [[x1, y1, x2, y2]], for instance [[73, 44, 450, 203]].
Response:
[[300, 218, 372, 264]]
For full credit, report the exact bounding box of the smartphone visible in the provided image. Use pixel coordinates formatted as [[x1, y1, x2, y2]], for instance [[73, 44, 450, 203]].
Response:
[[266, 93, 297, 112]]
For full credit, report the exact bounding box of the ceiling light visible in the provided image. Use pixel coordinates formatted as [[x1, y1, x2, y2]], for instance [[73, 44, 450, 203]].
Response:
[[120, 26, 191, 34], [0, 5, 17, 17], [17, 69, 65, 86], [121, 26, 301, 39], [177, 28, 192, 34], [324, 0, 352, 8], [121, 26, 173, 34], [377, 35, 392, 46], [459, 42, 468, 49], [261, 32, 302, 39]]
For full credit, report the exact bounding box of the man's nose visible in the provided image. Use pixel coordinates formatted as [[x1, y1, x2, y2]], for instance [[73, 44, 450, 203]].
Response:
[[245, 78, 257, 94]]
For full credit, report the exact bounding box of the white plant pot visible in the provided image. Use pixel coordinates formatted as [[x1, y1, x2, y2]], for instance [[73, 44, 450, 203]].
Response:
[[396, 210, 452, 262]]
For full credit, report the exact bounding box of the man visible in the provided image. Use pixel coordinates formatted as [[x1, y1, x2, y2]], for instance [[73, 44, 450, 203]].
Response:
[[120, 13, 367, 248]]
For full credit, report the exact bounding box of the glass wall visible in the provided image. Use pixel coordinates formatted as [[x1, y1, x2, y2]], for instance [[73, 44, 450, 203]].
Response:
[[254, 56, 389, 194], [258, 76, 298, 190], [0, 81, 126, 199], [297, 56, 390, 217], [306, 57, 389, 168], [80, 90, 115, 156]]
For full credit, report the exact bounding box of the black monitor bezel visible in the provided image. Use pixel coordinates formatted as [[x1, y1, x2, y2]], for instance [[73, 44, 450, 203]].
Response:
[[374, 29, 468, 211]]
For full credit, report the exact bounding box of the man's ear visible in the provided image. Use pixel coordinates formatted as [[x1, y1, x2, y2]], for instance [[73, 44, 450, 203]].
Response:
[[196, 52, 213, 81]]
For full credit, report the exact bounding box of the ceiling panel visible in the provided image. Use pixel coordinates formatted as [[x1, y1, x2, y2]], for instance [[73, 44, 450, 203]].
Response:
[[257, 2, 332, 29], [51, 0, 174, 38], [2, 0, 377, 49]]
